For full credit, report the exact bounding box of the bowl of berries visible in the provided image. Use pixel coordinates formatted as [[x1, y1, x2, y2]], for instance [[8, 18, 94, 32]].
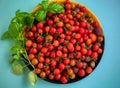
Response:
[[24, 0, 104, 84], [2, 0, 104, 84]]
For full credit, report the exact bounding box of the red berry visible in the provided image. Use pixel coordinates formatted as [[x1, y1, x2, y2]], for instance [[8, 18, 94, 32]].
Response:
[[49, 28, 56, 35], [93, 22, 99, 28], [29, 48, 37, 54], [92, 44, 99, 51], [79, 28, 85, 34], [67, 43, 74, 52], [49, 74, 54, 80], [77, 62, 83, 68], [57, 27, 63, 34], [48, 20, 53, 25], [57, 22, 64, 27], [37, 22, 44, 29], [37, 37, 43, 43], [86, 67, 93, 74], [63, 59, 70, 65], [41, 47, 47, 54], [39, 56, 45, 63], [55, 74, 61, 80], [54, 68, 60, 75], [56, 50, 62, 57], [50, 60, 57, 67], [91, 52, 98, 58], [48, 45, 54, 51], [87, 49, 92, 56], [80, 7, 86, 12], [80, 21, 86, 28], [78, 69, 85, 77], [58, 63, 65, 70], [28, 31, 34, 37], [61, 76, 68, 84], [50, 52, 56, 58], [32, 25, 37, 32]]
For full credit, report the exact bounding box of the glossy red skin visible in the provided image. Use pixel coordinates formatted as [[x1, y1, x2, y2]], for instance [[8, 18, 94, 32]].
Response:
[[58, 63, 65, 70], [78, 69, 85, 77], [61, 76, 68, 84], [37, 22, 44, 29]]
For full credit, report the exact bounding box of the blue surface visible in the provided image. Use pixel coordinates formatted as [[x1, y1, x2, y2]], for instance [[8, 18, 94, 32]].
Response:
[[0, 0, 120, 88]]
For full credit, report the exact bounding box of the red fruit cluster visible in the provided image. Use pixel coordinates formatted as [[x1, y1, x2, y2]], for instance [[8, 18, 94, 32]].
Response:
[[24, 0, 104, 84]]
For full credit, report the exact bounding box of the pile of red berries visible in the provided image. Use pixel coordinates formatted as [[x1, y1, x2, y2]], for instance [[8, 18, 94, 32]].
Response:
[[24, 0, 104, 84]]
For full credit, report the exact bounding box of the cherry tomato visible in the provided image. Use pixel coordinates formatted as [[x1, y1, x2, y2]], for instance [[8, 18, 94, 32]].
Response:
[[89, 33, 97, 42], [31, 58, 38, 65], [47, 19, 53, 25], [70, 73, 76, 79], [50, 52, 56, 58], [97, 48, 103, 54], [58, 63, 65, 70], [91, 52, 98, 58], [77, 62, 83, 68], [78, 69, 85, 77], [37, 22, 44, 29], [55, 74, 61, 80], [48, 45, 54, 51], [70, 59, 76, 66], [31, 25, 37, 32], [40, 71, 46, 78], [25, 40, 32, 47], [57, 22, 64, 27], [50, 60, 57, 67], [49, 27, 56, 35], [45, 35, 53, 42], [28, 54, 35, 60], [54, 68, 60, 75], [28, 31, 34, 37], [92, 44, 99, 51], [67, 68, 74, 75], [37, 37, 43, 43], [41, 47, 48, 54], [49, 74, 54, 80], [63, 59, 70, 65], [81, 48, 87, 55], [86, 66, 93, 74], [53, 40, 59, 47], [35, 68, 41, 74], [38, 63, 43, 69], [29, 48, 37, 54], [56, 50, 62, 57], [45, 69, 50, 75], [75, 45, 81, 51], [44, 26, 50, 32], [39, 56, 45, 63], [61, 76, 68, 84]]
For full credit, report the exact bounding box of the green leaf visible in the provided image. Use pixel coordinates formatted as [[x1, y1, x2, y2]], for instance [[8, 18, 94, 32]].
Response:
[[1, 31, 10, 39], [41, 0, 49, 10], [35, 10, 47, 21], [48, 3, 64, 13], [23, 15, 34, 28], [8, 22, 19, 40], [28, 71, 37, 86], [11, 64, 23, 75]]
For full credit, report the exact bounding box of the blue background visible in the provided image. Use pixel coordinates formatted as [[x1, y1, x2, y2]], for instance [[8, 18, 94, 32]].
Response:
[[0, 0, 120, 88]]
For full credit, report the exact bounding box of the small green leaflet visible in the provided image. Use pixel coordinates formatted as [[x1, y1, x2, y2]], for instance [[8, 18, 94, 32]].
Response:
[[1, 31, 9, 39], [11, 64, 23, 75], [35, 10, 47, 21], [28, 71, 37, 86], [35, 0, 64, 21], [48, 3, 64, 13], [41, 0, 49, 10]]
